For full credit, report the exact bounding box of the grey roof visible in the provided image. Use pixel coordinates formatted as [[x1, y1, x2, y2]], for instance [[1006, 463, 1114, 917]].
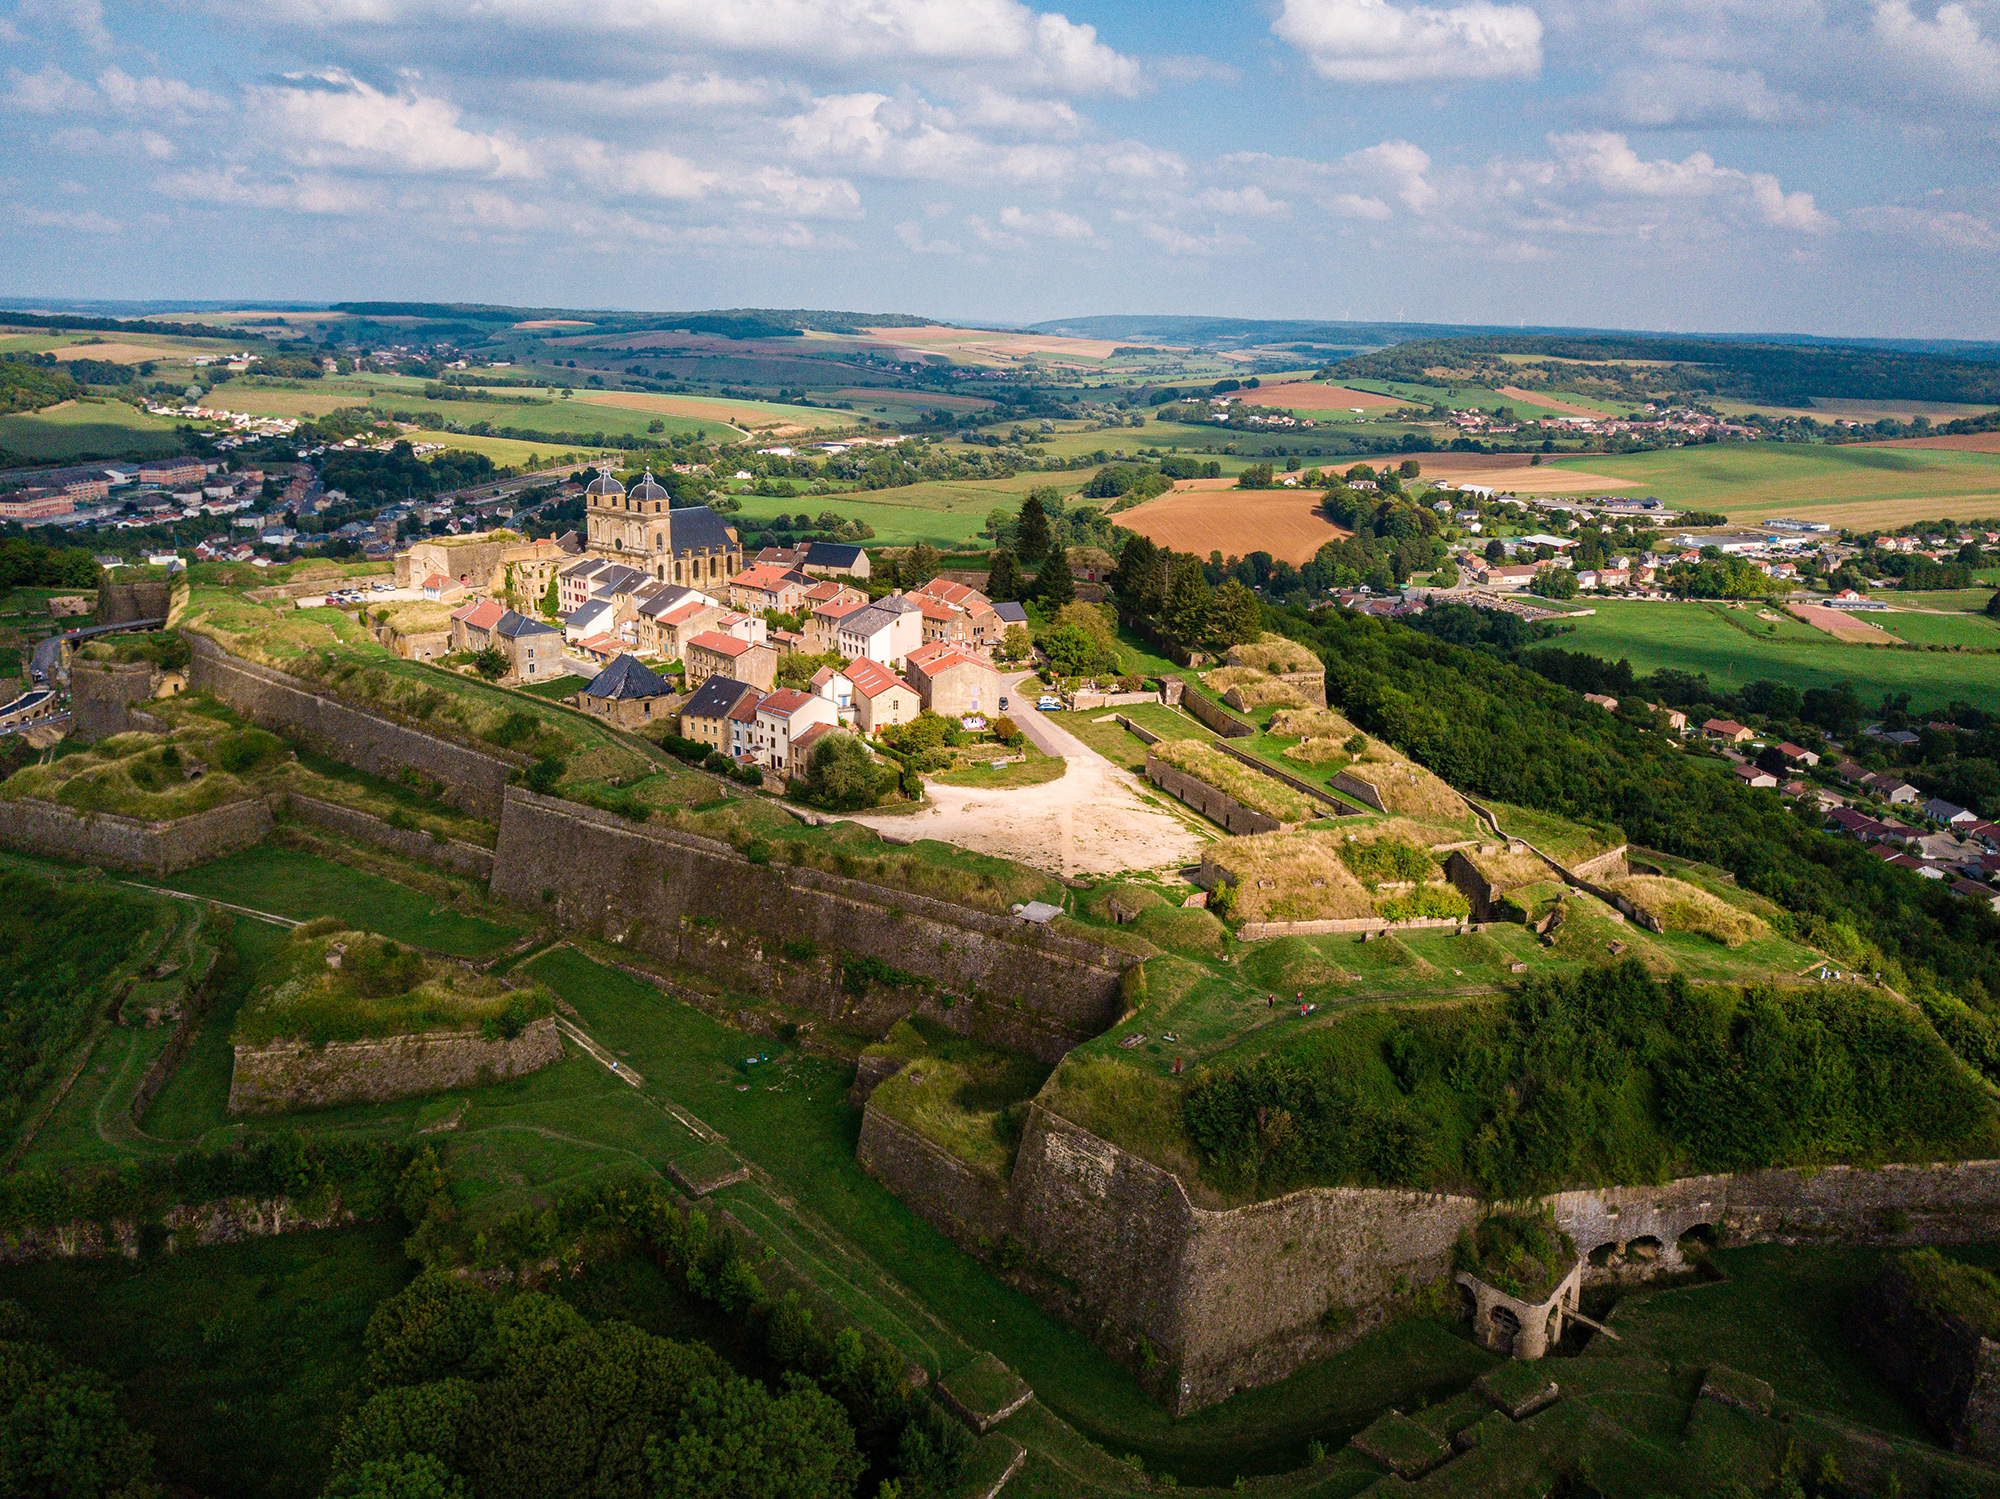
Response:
[[496, 609, 556, 638], [804, 541, 865, 568], [667, 504, 736, 554], [630, 471, 668, 503], [840, 603, 907, 637], [638, 584, 703, 618], [993, 601, 1029, 624], [585, 654, 671, 701], [593, 564, 649, 594], [682, 675, 758, 720], [559, 557, 609, 580], [561, 602, 610, 629]]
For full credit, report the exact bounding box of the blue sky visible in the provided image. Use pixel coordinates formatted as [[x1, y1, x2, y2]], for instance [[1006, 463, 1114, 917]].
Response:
[[2, 0, 1997, 337]]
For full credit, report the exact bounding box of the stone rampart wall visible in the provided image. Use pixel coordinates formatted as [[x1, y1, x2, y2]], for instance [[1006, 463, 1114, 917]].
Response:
[[0, 1194, 362, 1265], [1145, 753, 1282, 836], [187, 636, 521, 819], [280, 793, 496, 881], [489, 789, 1129, 1062], [1232, 916, 1466, 940], [1329, 770, 1387, 814], [1179, 691, 1254, 739], [94, 578, 174, 626], [0, 795, 272, 875], [987, 1106, 2000, 1412], [1211, 741, 1361, 818], [69, 660, 160, 742], [227, 1015, 564, 1113], [856, 1103, 1013, 1249]]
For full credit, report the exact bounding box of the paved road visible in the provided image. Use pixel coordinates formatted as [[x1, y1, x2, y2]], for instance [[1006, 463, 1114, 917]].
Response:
[[30, 616, 167, 682]]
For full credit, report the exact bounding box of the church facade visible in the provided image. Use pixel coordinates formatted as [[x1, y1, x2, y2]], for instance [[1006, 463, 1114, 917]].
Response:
[[583, 470, 743, 588]]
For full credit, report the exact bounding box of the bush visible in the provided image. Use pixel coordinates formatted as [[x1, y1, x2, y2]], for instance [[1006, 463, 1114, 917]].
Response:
[[799, 733, 886, 812]]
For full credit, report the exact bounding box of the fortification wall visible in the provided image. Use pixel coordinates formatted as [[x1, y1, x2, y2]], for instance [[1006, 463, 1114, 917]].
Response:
[[68, 659, 162, 741], [989, 1107, 2000, 1412], [187, 636, 520, 819], [1329, 770, 1387, 813], [0, 795, 271, 875], [1145, 753, 1282, 836], [1180, 691, 1254, 739], [489, 789, 1129, 1061], [94, 578, 174, 626], [279, 793, 496, 881], [856, 1103, 1014, 1249], [0, 1194, 362, 1265], [1211, 741, 1361, 818], [227, 1015, 564, 1113]]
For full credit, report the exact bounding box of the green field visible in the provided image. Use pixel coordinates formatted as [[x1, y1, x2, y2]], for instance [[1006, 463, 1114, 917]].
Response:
[[0, 397, 186, 461], [731, 471, 1082, 546], [1556, 599, 2000, 710], [1542, 442, 2000, 528]]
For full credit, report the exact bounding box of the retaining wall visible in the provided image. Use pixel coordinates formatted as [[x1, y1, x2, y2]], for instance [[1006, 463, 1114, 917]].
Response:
[[1232, 916, 1468, 940], [279, 793, 496, 881], [1329, 770, 1387, 813], [0, 1194, 363, 1265], [0, 795, 272, 875], [94, 578, 174, 626], [1179, 691, 1254, 739], [969, 1106, 2000, 1412], [1145, 753, 1282, 836], [187, 636, 522, 819], [489, 789, 1130, 1062], [1210, 741, 1362, 817], [227, 1015, 565, 1113], [856, 1102, 1014, 1249]]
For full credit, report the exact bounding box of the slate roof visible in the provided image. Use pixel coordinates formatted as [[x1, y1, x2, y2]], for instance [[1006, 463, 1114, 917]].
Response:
[[682, 675, 759, 721], [668, 505, 736, 553], [804, 541, 865, 569], [585, 654, 672, 701], [993, 601, 1029, 624], [496, 610, 556, 639]]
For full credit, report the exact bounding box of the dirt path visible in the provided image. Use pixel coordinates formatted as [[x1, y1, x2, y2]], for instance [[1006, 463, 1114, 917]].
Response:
[[845, 688, 1209, 877]]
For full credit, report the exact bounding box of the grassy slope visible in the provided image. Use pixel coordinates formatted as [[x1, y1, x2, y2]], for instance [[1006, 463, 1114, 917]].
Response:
[[1554, 600, 2000, 711], [0, 398, 186, 461]]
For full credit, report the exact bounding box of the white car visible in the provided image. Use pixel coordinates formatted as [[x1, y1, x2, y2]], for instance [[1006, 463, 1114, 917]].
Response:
[[1036, 695, 1062, 711]]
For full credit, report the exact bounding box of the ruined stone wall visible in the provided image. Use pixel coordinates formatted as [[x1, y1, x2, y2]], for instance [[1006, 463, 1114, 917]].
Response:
[[227, 1015, 564, 1113], [989, 1106, 2000, 1412], [187, 636, 521, 819], [0, 1194, 363, 1265], [68, 659, 160, 741], [1145, 753, 1282, 836], [489, 789, 1129, 1062], [279, 793, 496, 881], [0, 795, 272, 875], [856, 1103, 1014, 1249], [1856, 1256, 2000, 1461]]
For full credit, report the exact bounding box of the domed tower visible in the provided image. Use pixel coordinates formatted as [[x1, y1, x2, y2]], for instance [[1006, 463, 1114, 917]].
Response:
[[584, 468, 627, 552], [629, 470, 668, 511]]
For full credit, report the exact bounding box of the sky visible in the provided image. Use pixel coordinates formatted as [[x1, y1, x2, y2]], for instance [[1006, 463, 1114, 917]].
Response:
[[2, 0, 1998, 338]]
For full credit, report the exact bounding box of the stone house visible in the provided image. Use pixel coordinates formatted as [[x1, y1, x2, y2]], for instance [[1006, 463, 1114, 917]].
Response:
[[397, 531, 567, 608], [1703, 718, 1753, 744], [802, 541, 870, 579], [811, 664, 856, 724], [807, 597, 869, 653], [836, 597, 923, 670], [631, 586, 714, 656], [577, 654, 675, 730], [494, 610, 560, 681], [800, 579, 867, 614], [846, 657, 919, 734], [752, 688, 839, 775], [449, 599, 506, 654], [726, 690, 763, 761], [686, 630, 777, 692], [727, 564, 812, 615], [678, 675, 761, 753], [903, 643, 1001, 718]]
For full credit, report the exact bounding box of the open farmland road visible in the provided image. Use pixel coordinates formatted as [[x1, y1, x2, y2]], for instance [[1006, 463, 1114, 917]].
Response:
[[843, 676, 1209, 878]]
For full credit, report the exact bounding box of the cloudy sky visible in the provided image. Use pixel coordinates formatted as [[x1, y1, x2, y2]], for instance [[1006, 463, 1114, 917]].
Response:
[[3, 0, 1998, 337]]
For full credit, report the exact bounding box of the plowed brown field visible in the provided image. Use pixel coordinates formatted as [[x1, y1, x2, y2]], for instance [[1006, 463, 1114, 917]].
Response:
[[1251, 381, 1402, 411], [1117, 479, 1351, 564]]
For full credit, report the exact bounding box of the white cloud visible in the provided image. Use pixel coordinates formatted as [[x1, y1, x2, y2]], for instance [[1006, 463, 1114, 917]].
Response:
[[4, 64, 224, 118], [1592, 63, 1809, 127], [783, 91, 1074, 183], [14, 203, 120, 232], [211, 0, 1141, 95], [958, 87, 1083, 137], [563, 138, 717, 200], [154, 166, 383, 214], [4, 66, 98, 113], [1192, 184, 1289, 217], [518, 71, 784, 118], [1871, 0, 2000, 110], [740, 165, 861, 217], [1851, 203, 2000, 251], [1273, 0, 1543, 83], [13, 0, 111, 51], [1548, 130, 1829, 230], [1138, 220, 1248, 255], [896, 218, 960, 252], [999, 203, 1094, 239], [250, 71, 539, 177]]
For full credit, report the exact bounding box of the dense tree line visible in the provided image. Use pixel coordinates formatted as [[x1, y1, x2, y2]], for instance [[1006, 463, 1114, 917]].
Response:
[[0, 358, 83, 416], [0, 1299, 160, 1498], [1279, 603, 2000, 1058], [1184, 963, 1995, 1199], [318, 443, 501, 504]]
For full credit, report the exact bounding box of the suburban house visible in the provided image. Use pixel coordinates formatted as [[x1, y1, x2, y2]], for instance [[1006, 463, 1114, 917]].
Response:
[[904, 643, 1001, 718], [631, 584, 714, 655], [577, 654, 675, 729], [685, 630, 777, 692], [449, 599, 507, 654], [1582, 692, 1618, 711], [1646, 703, 1689, 732], [836, 597, 923, 670], [1703, 718, 1753, 744], [678, 675, 762, 753], [1475, 564, 1539, 589], [801, 541, 870, 579], [846, 657, 920, 734], [494, 611, 560, 680], [1733, 764, 1780, 788], [727, 564, 812, 614], [421, 573, 466, 604], [726, 691, 762, 761], [1925, 797, 1979, 827], [1865, 774, 1921, 805], [752, 689, 839, 775], [1776, 742, 1820, 767]]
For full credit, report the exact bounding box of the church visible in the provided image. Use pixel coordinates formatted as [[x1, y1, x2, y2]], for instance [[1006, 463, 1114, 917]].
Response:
[[583, 469, 743, 588]]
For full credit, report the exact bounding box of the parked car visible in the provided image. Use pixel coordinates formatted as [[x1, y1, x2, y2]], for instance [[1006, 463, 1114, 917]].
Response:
[[1036, 695, 1062, 711], [998, 696, 1009, 712]]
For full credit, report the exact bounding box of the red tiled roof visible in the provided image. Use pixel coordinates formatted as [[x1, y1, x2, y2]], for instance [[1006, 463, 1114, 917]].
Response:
[[906, 643, 991, 676], [688, 631, 752, 657], [758, 689, 817, 719], [451, 600, 505, 629], [846, 657, 912, 699]]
